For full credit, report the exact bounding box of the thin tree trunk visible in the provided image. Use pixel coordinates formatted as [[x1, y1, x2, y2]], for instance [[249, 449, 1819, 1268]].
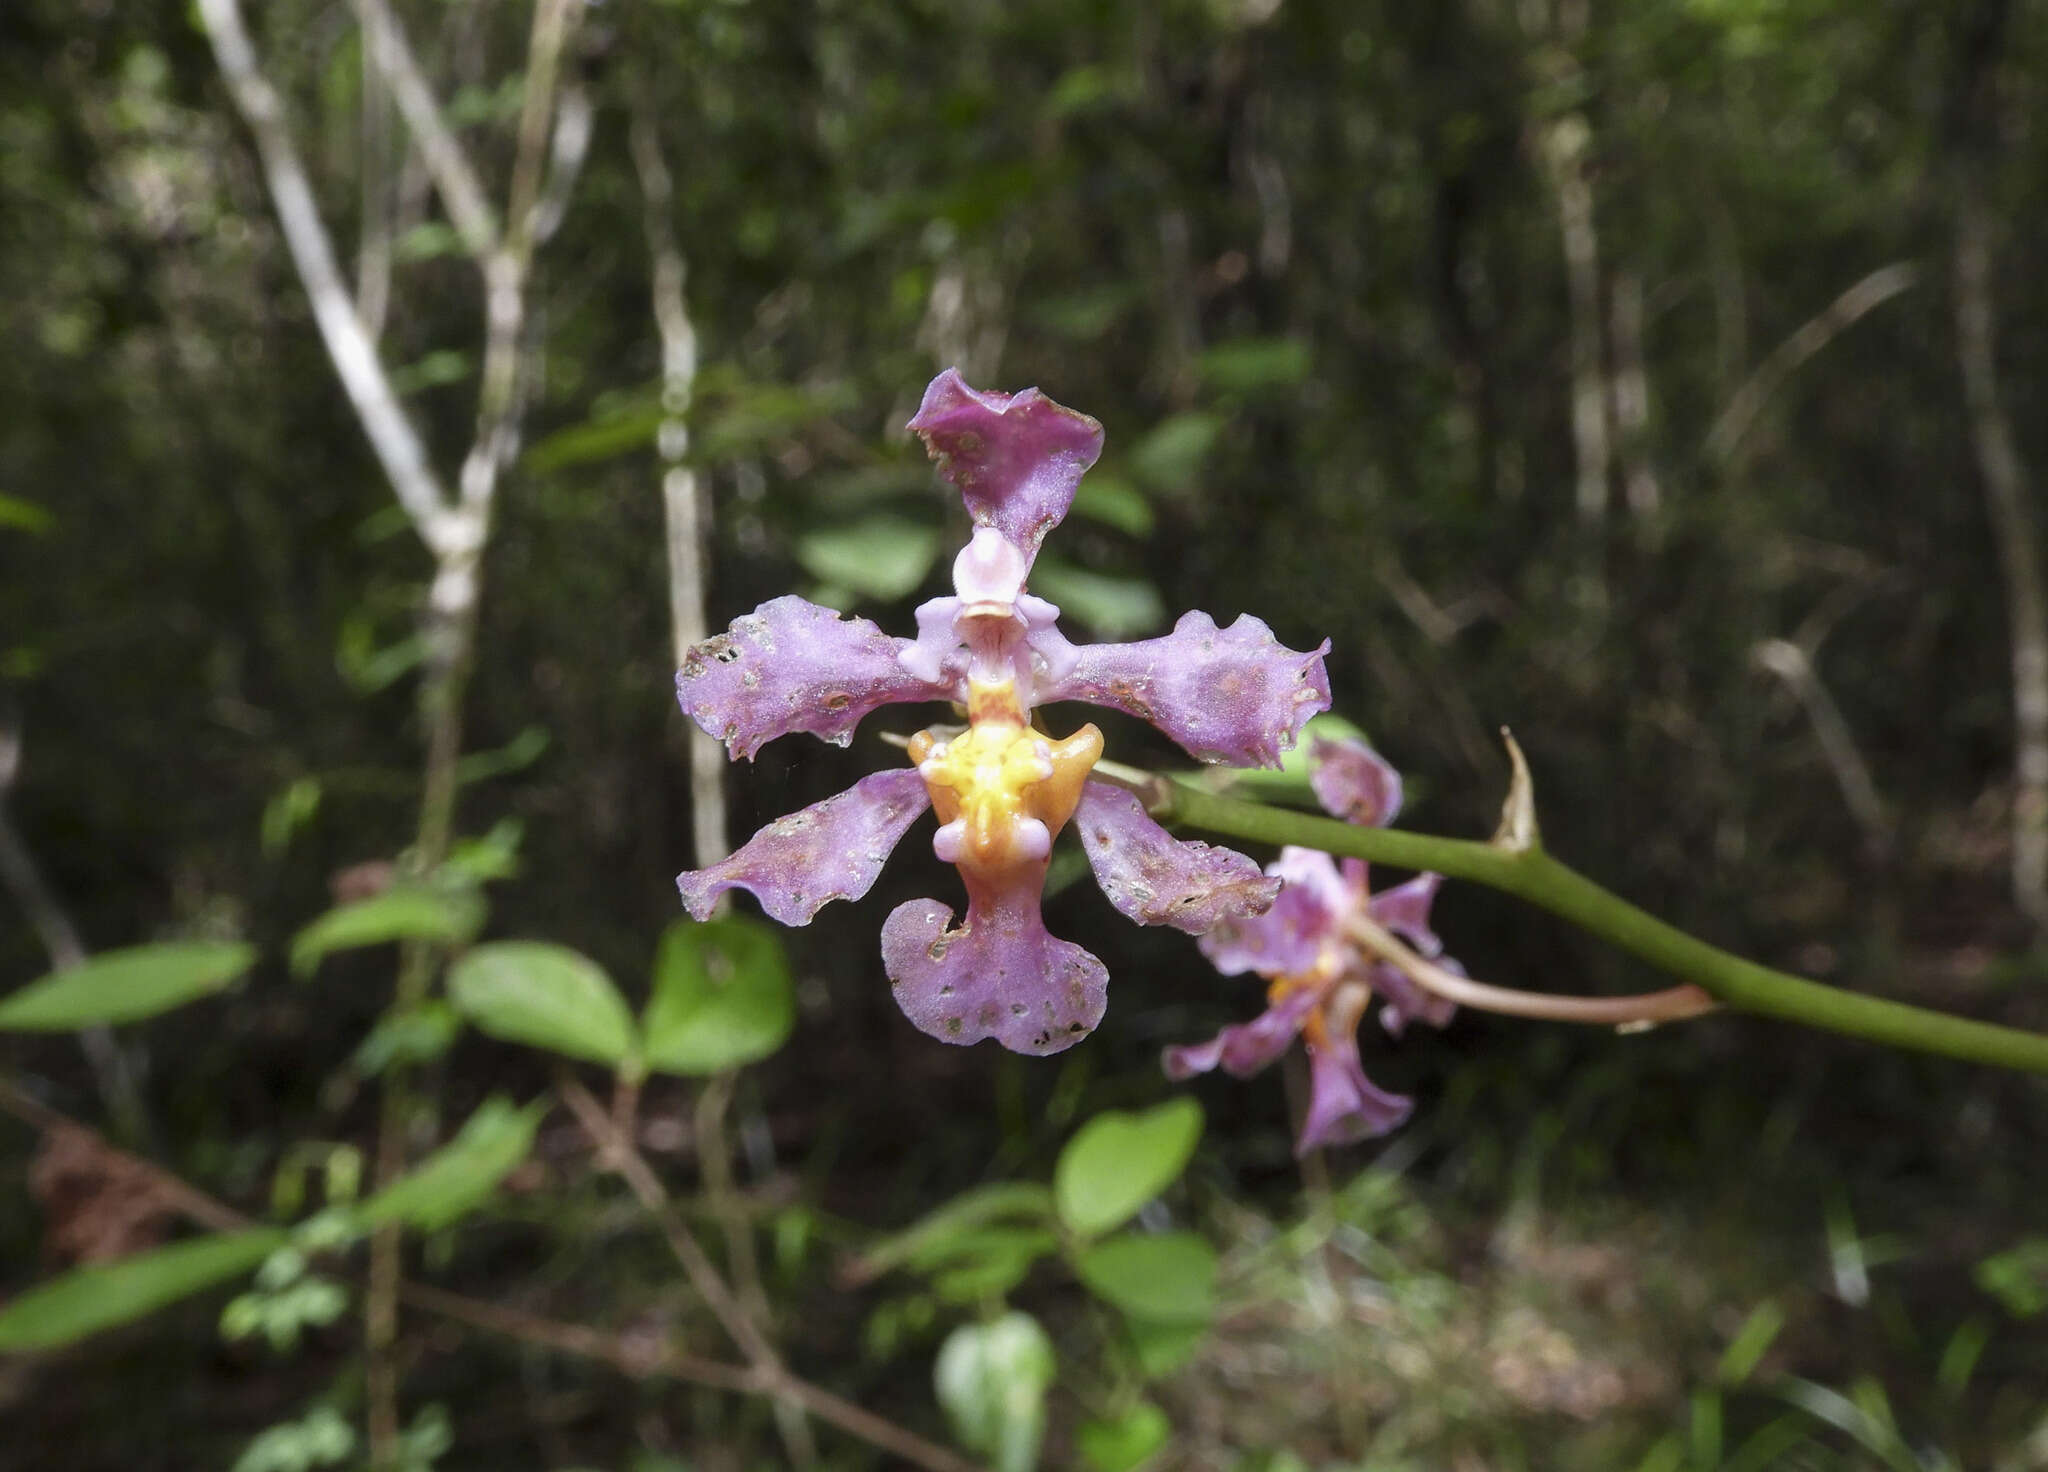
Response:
[[1955, 183, 2048, 926]]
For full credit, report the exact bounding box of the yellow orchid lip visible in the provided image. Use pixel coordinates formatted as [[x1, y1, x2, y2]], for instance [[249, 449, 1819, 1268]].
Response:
[[910, 679, 1103, 880]]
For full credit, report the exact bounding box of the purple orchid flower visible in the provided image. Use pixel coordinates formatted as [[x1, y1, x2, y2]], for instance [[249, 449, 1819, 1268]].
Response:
[[675, 370, 1332, 1055], [1164, 736, 1458, 1153]]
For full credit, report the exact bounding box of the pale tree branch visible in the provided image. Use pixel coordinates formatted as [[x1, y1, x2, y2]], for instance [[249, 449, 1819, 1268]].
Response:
[[348, 0, 500, 260], [628, 73, 727, 870], [196, 0, 457, 555]]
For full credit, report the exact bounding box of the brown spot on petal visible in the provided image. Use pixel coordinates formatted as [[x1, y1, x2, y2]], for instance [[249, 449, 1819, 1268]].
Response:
[[823, 690, 853, 712]]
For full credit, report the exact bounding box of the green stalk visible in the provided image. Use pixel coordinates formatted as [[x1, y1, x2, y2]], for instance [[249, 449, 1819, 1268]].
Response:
[[1161, 782, 2048, 1076]]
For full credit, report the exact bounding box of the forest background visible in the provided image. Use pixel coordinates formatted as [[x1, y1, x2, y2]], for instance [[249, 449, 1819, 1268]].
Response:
[[2, 0, 2047, 1468]]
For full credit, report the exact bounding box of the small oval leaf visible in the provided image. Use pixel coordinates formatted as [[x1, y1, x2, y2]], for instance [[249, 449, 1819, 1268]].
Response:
[[0, 1229, 285, 1351], [446, 942, 636, 1066], [352, 1096, 546, 1233], [1073, 1231, 1218, 1325], [934, 1311, 1057, 1472], [0, 941, 256, 1030], [290, 888, 485, 978], [642, 917, 794, 1076], [1077, 1400, 1172, 1472], [1054, 1098, 1203, 1238]]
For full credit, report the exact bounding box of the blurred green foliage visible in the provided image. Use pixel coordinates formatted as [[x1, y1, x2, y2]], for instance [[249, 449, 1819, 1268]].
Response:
[[2, 0, 2047, 1467]]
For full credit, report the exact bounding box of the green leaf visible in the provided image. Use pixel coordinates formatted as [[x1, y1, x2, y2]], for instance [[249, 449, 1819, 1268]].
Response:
[[1070, 472, 1155, 537], [1198, 337, 1312, 394], [850, 1182, 1057, 1281], [0, 1229, 284, 1350], [1128, 413, 1220, 492], [933, 1311, 1056, 1472], [352, 1001, 462, 1076], [1976, 1237, 2048, 1317], [1028, 558, 1163, 638], [352, 1096, 544, 1234], [1124, 1313, 1207, 1379], [1077, 1401, 1171, 1472], [446, 942, 637, 1067], [793, 516, 941, 602], [0, 941, 255, 1030], [1073, 1232, 1218, 1325], [641, 917, 794, 1075], [1718, 1300, 1785, 1385], [0, 493, 54, 535], [290, 887, 485, 979], [260, 776, 322, 858], [524, 399, 663, 473], [1054, 1098, 1203, 1237]]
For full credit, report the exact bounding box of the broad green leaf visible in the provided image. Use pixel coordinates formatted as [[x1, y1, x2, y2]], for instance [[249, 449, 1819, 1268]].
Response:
[[933, 1311, 1056, 1472], [1028, 559, 1162, 639], [793, 517, 941, 602], [849, 1182, 1056, 1282], [446, 942, 636, 1066], [352, 1096, 545, 1234], [1077, 1401, 1171, 1472], [641, 917, 794, 1075], [352, 1001, 462, 1076], [1054, 1098, 1203, 1237], [260, 776, 322, 858], [1198, 337, 1312, 393], [0, 1228, 284, 1351], [0, 941, 255, 1030], [290, 887, 485, 979], [1128, 413, 1220, 492], [1073, 1232, 1218, 1325]]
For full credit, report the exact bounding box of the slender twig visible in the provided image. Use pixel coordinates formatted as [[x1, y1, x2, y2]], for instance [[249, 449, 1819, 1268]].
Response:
[[0, 718, 149, 1146], [1155, 779, 2048, 1074], [556, 1075, 778, 1368], [1750, 638, 1891, 855], [1705, 262, 1919, 467], [1347, 913, 1717, 1028]]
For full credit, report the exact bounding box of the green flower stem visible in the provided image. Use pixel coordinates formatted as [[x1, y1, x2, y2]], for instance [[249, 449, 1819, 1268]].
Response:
[[1160, 781, 2048, 1076]]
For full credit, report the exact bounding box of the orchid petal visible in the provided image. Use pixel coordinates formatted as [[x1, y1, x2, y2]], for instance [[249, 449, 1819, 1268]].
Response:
[[1044, 611, 1331, 767], [908, 368, 1103, 561], [1309, 736, 1404, 827], [1297, 1037, 1415, 1154], [1073, 781, 1278, 934], [677, 769, 930, 925], [1369, 872, 1446, 958], [677, 595, 951, 759], [1162, 985, 1322, 1082], [1196, 847, 1350, 978], [1370, 959, 1458, 1037], [880, 876, 1106, 1055]]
